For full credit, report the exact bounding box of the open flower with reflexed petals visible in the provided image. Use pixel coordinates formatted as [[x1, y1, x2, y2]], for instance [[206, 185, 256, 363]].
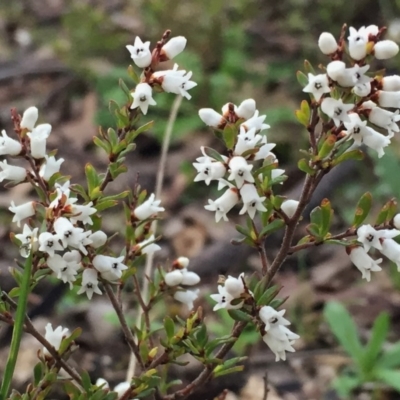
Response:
[[347, 246, 382, 282], [126, 37, 152, 68], [130, 83, 156, 115], [303, 73, 330, 101], [43, 323, 70, 356], [204, 187, 239, 222], [321, 98, 353, 126], [133, 193, 165, 220], [77, 269, 102, 299]]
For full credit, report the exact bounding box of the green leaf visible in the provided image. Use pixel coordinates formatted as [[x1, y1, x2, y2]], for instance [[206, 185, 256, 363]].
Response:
[[362, 312, 389, 373], [331, 149, 364, 166], [201, 147, 226, 163], [256, 286, 280, 306], [318, 134, 336, 159], [119, 78, 132, 100], [324, 302, 363, 364], [378, 342, 400, 368], [33, 362, 43, 385], [95, 199, 118, 212], [228, 309, 252, 322], [80, 370, 92, 392], [310, 206, 323, 234], [296, 70, 308, 87], [222, 123, 238, 150], [127, 65, 140, 84], [164, 316, 175, 340], [213, 365, 244, 377], [375, 369, 400, 391], [375, 198, 397, 225], [332, 375, 361, 397], [259, 219, 285, 237], [126, 121, 154, 143], [353, 192, 372, 228], [93, 136, 111, 154], [295, 110, 309, 127], [320, 199, 333, 237], [303, 60, 315, 75], [298, 158, 316, 175], [85, 163, 100, 197]]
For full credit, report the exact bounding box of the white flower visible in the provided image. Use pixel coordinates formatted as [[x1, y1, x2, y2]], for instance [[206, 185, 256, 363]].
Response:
[[21, 107, 39, 130], [260, 306, 299, 362], [126, 37, 152, 68], [9, 201, 35, 227], [303, 73, 330, 101], [162, 36, 187, 59], [348, 246, 382, 282], [96, 378, 109, 389], [134, 193, 165, 220], [198, 108, 225, 128], [137, 234, 161, 256], [336, 64, 371, 87], [354, 82, 371, 97], [210, 285, 244, 311], [374, 40, 399, 60], [174, 256, 190, 268], [27, 123, 51, 159], [0, 160, 26, 183], [254, 136, 276, 161], [15, 224, 38, 258], [318, 32, 338, 54], [113, 381, 134, 399], [348, 26, 368, 60], [380, 238, 400, 271], [43, 323, 69, 356], [70, 202, 97, 225], [394, 213, 400, 230], [326, 61, 346, 81], [357, 224, 385, 251], [53, 217, 91, 253], [39, 155, 64, 181], [47, 253, 80, 288], [165, 268, 200, 286], [239, 183, 267, 219], [93, 255, 128, 282], [174, 289, 199, 311], [382, 75, 400, 91], [204, 187, 240, 222], [228, 156, 254, 187], [130, 83, 156, 115], [38, 232, 64, 257], [154, 65, 197, 99], [241, 111, 270, 132], [0, 130, 22, 156], [377, 91, 400, 108], [234, 127, 261, 156], [224, 273, 245, 298], [367, 105, 400, 133], [193, 156, 226, 185], [88, 230, 107, 248], [165, 270, 183, 286], [321, 98, 353, 127], [281, 199, 299, 218], [77, 268, 102, 299], [236, 99, 256, 120]]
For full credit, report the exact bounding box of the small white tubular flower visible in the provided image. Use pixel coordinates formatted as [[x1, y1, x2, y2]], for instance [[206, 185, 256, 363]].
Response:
[[162, 36, 187, 59], [181, 269, 200, 285], [43, 323, 69, 356], [260, 306, 299, 362], [134, 193, 165, 220], [224, 273, 245, 298], [93, 255, 128, 281], [77, 268, 102, 299], [234, 127, 260, 156], [27, 123, 51, 159], [174, 289, 199, 311], [204, 187, 240, 222], [154, 66, 197, 99], [380, 238, 400, 271], [382, 75, 400, 91], [193, 156, 226, 185], [0, 130, 22, 156], [321, 98, 353, 126], [336, 64, 371, 88], [377, 91, 400, 108], [20, 106, 39, 130], [241, 111, 270, 132], [354, 82, 371, 97], [362, 128, 392, 158], [0, 160, 26, 183], [318, 32, 338, 54], [239, 183, 267, 219], [357, 224, 385, 251], [254, 136, 276, 161], [126, 37, 152, 68], [53, 217, 88, 249], [137, 234, 161, 256], [88, 230, 107, 248], [303, 73, 330, 101], [165, 270, 183, 286], [9, 201, 35, 227], [210, 285, 243, 311], [367, 106, 400, 133], [38, 232, 63, 257], [228, 156, 254, 187], [15, 224, 38, 258], [236, 99, 256, 120], [281, 199, 299, 218], [348, 246, 382, 282], [130, 83, 156, 115], [70, 202, 97, 225], [374, 40, 399, 60], [394, 214, 400, 230], [39, 155, 64, 181], [326, 61, 346, 81], [348, 26, 368, 60], [198, 108, 225, 127], [47, 254, 80, 288]]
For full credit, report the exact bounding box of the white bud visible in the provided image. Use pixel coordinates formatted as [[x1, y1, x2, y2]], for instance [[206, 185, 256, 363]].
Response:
[[0, 160, 26, 183], [224, 274, 245, 298], [374, 40, 399, 60], [382, 75, 400, 91], [175, 256, 189, 268], [20, 106, 38, 130], [394, 213, 400, 230], [0, 130, 22, 156], [27, 123, 51, 159], [353, 82, 371, 97], [88, 231, 107, 248], [377, 91, 400, 108], [236, 99, 256, 120], [198, 108, 224, 127], [326, 61, 346, 81], [281, 199, 299, 218], [162, 36, 187, 59], [43, 323, 69, 356], [181, 269, 200, 286], [165, 270, 183, 286], [318, 32, 338, 54]]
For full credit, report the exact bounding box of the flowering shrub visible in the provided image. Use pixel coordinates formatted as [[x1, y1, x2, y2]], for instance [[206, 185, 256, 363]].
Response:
[[1, 23, 400, 399]]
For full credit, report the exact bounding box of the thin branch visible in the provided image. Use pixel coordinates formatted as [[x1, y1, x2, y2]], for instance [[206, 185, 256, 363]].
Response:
[[262, 370, 269, 400]]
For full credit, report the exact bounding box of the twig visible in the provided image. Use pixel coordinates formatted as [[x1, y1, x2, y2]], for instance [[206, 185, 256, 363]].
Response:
[[262, 370, 269, 400], [127, 95, 183, 381]]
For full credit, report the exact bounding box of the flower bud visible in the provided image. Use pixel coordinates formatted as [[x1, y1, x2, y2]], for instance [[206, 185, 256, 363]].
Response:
[[0, 160, 27, 183], [88, 231, 107, 248], [181, 270, 200, 286], [382, 75, 400, 91], [198, 108, 224, 127], [0, 130, 22, 156], [318, 32, 338, 54], [9, 201, 36, 227], [43, 323, 70, 356], [281, 199, 299, 218], [236, 99, 256, 120], [393, 213, 400, 230], [374, 40, 399, 59], [27, 123, 51, 159], [326, 61, 346, 81], [162, 36, 187, 59], [377, 91, 400, 108], [20, 106, 38, 130], [224, 275, 244, 298], [174, 256, 189, 269], [165, 270, 183, 286]]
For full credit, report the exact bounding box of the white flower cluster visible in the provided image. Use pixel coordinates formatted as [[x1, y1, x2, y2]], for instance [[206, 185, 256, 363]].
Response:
[[164, 257, 200, 310], [127, 36, 196, 115], [304, 26, 400, 158], [96, 379, 137, 400], [195, 99, 286, 222], [210, 274, 299, 361], [348, 218, 400, 281]]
